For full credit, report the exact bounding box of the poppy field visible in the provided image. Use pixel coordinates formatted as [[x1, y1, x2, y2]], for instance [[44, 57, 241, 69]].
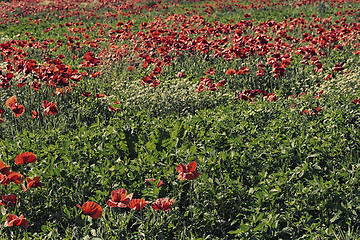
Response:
[[1, 0, 360, 238]]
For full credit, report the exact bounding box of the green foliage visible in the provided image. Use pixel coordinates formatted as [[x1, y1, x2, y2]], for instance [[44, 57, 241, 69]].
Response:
[[0, 0, 360, 239]]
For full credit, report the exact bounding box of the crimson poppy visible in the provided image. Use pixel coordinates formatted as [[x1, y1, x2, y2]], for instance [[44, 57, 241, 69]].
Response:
[[94, 93, 105, 98], [0, 173, 11, 186], [5, 96, 17, 108], [236, 67, 249, 75], [32, 110, 41, 119], [196, 85, 206, 93], [352, 99, 359, 105], [0, 161, 10, 175], [30, 81, 41, 90], [152, 197, 174, 212], [300, 107, 322, 116], [208, 83, 218, 91], [15, 152, 37, 165], [43, 100, 58, 116], [216, 79, 226, 87], [4, 214, 29, 228], [9, 103, 25, 117], [128, 199, 149, 211], [145, 178, 164, 187], [175, 71, 186, 78], [22, 177, 42, 191], [81, 92, 93, 97], [176, 161, 200, 181], [108, 106, 121, 112], [0, 194, 17, 206], [206, 68, 215, 75], [76, 201, 102, 219], [266, 93, 277, 102], [332, 63, 344, 72], [7, 171, 24, 185], [225, 69, 236, 75], [107, 188, 133, 208]]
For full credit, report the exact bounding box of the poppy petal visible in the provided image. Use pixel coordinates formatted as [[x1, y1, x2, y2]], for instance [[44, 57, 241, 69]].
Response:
[[5, 96, 17, 108], [15, 152, 37, 165], [80, 201, 102, 219]]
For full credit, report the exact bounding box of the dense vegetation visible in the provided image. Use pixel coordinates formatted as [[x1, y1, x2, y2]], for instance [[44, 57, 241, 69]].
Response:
[[0, 0, 360, 239]]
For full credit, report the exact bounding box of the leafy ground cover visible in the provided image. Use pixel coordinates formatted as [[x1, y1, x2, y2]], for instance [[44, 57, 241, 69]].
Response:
[[0, 0, 360, 239]]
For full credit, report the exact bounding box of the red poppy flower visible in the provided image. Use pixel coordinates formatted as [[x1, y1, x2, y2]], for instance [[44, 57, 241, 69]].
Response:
[[43, 101, 58, 116], [352, 99, 359, 105], [81, 92, 93, 97], [196, 85, 206, 93], [314, 90, 324, 99], [0, 161, 10, 175], [300, 109, 312, 115], [255, 69, 265, 77], [107, 188, 133, 208], [7, 171, 24, 185], [176, 161, 200, 181], [225, 69, 236, 75], [152, 197, 174, 212], [32, 110, 41, 119], [206, 68, 215, 75], [145, 178, 164, 187], [30, 81, 41, 90], [0, 174, 11, 186], [332, 63, 344, 72], [216, 79, 226, 87], [236, 67, 249, 75], [128, 199, 149, 211], [22, 177, 42, 191], [108, 106, 121, 112], [70, 74, 82, 82], [0, 194, 17, 206], [208, 83, 218, 91], [266, 93, 277, 102], [76, 201, 102, 219], [152, 66, 162, 75], [6, 96, 17, 108], [300, 107, 322, 116], [15, 152, 37, 165], [175, 71, 186, 78], [4, 214, 29, 228], [94, 93, 105, 98], [8, 102, 25, 117]]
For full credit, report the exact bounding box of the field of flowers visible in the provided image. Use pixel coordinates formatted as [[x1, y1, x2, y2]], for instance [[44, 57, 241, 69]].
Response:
[[1, 0, 360, 239]]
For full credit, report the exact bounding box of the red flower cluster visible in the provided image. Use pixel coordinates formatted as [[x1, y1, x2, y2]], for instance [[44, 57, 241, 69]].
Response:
[[196, 77, 226, 92], [300, 107, 322, 116], [235, 89, 277, 102], [142, 73, 160, 87]]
